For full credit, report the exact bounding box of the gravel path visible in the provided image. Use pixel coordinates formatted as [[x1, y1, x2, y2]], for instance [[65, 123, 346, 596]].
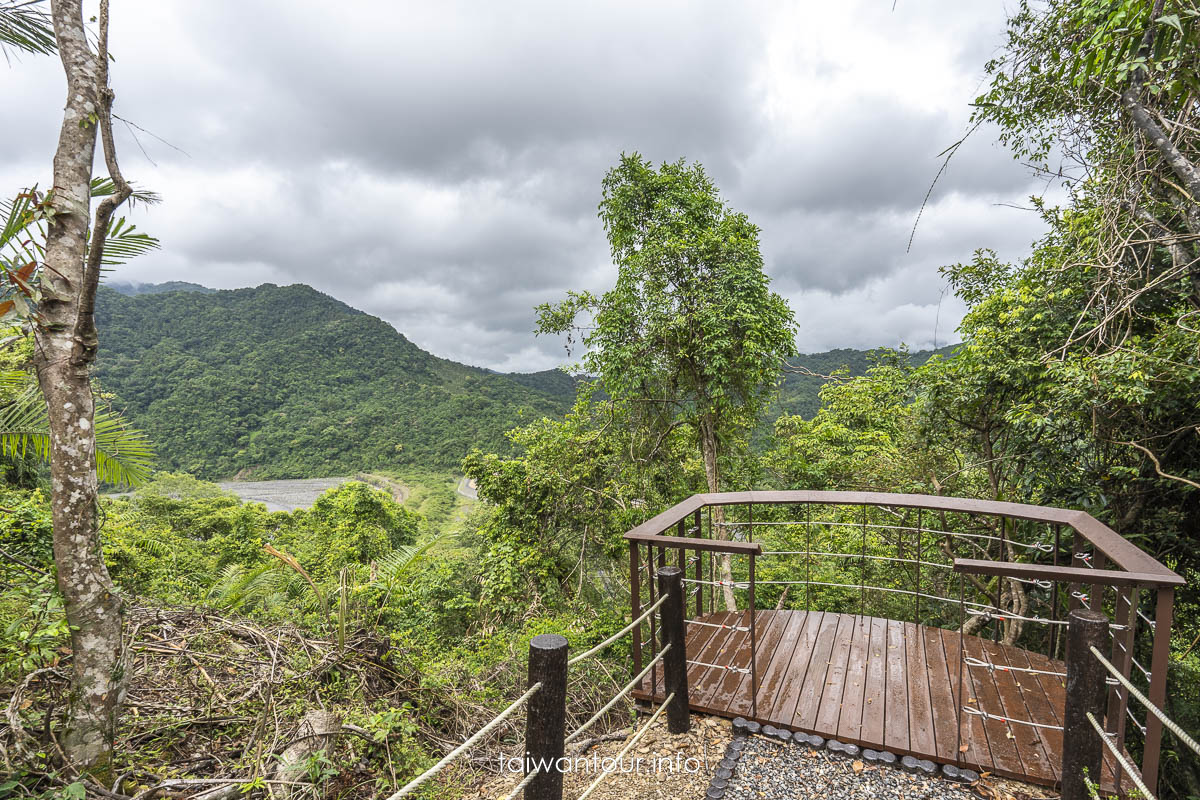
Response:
[[477, 716, 731, 800], [723, 736, 976, 800]]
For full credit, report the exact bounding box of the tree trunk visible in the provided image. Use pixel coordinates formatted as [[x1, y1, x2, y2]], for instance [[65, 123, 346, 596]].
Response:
[[31, 0, 125, 779], [698, 413, 736, 611]]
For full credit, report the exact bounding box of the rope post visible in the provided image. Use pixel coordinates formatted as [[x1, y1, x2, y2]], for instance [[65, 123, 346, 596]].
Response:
[[525, 634, 567, 800], [657, 566, 691, 734], [1061, 609, 1109, 800]]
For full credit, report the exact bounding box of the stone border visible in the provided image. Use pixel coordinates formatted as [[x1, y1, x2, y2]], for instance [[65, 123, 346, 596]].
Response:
[[700, 717, 981, 799]]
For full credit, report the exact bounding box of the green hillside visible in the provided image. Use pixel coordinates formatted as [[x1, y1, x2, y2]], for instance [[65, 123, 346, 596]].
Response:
[[776, 345, 955, 419], [94, 282, 955, 478], [94, 283, 573, 479]]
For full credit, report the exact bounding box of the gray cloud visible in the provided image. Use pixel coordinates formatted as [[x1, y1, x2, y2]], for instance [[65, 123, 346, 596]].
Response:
[[0, 0, 1047, 371]]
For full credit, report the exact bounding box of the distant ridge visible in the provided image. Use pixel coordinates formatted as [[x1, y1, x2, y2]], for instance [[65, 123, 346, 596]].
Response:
[[776, 344, 955, 419], [107, 280, 216, 296]]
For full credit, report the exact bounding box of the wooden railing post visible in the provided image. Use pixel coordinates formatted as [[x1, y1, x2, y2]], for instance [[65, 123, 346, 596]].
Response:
[[657, 565, 690, 734], [525, 634, 567, 800], [1142, 586, 1175, 797], [1061, 609, 1109, 800]]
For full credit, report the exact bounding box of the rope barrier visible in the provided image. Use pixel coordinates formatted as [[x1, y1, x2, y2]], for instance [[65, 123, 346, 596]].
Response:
[[962, 705, 1064, 731], [687, 659, 751, 675], [687, 619, 750, 632], [1137, 608, 1157, 630], [385, 682, 543, 800], [575, 692, 675, 800], [1086, 711, 1156, 800], [963, 656, 1066, 678], [500, 766, 540, 800], [1090, 645, 1200, 758], [566, 646, 670, 744], [568, 595, 667, 667]]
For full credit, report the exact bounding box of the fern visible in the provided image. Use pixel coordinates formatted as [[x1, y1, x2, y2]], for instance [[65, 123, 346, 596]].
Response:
[[373, 537, 440, 587]]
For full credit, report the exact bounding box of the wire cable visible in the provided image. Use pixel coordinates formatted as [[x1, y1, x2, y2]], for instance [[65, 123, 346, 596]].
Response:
[[962, 706, 1063, 730]]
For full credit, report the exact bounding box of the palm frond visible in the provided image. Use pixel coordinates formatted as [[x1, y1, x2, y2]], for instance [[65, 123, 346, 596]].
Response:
[[99, 216, 159, 266], [90, 177, 160, 206], [0, 385, 155, 486], [0, 1, 55, 57], [0, 187, 44, 270]]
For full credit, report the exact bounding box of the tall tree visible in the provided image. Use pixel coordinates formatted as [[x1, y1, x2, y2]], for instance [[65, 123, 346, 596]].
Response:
[[538, 155, 796, 609], [25, 0, 137, 777]]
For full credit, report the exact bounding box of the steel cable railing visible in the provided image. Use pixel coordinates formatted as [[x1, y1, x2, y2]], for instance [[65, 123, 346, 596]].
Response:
[[717, 518, 1055, 552], [963, 705, 1064, 731], [626, 492, 1182, 795]]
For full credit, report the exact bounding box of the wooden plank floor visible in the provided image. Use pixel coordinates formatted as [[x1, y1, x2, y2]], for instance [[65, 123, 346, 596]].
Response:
[[632, 610, 1133, 794]]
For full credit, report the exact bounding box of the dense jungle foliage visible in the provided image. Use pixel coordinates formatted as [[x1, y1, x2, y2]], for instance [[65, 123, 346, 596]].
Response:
[[92, 284, 576, 478]]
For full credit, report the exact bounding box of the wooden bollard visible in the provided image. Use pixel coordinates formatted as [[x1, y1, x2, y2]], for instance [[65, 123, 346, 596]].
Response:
[[1060, 609, 1109, 800], [657, 566, 691, 734], [525, 633, 567, 800]]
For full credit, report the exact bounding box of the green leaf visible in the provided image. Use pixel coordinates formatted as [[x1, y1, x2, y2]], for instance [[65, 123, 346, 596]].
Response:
[[1157, 13, 1184, 35]]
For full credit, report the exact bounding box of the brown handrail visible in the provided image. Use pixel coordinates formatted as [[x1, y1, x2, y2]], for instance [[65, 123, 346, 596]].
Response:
[[624, 490, 1181, 584], [953, 558, 1183, 588]]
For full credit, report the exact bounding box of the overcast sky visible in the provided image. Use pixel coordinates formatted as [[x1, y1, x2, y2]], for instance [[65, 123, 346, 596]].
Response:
[[0, 1, 1055, 372]]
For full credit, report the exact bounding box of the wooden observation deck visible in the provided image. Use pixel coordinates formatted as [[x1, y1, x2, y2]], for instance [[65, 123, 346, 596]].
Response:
[[624, 492, 1183, 796]]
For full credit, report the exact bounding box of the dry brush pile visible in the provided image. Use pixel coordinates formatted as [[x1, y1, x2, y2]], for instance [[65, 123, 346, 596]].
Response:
[[1, 601, 638, 800]]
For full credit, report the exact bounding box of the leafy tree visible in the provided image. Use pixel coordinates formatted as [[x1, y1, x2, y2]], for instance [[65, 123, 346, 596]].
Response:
[[463, 385, 701, 620], [538, 154, 796, 608]]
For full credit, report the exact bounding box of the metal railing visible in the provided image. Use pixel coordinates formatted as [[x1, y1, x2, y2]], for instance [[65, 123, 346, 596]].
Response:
[[624, 490, 1184, 796]]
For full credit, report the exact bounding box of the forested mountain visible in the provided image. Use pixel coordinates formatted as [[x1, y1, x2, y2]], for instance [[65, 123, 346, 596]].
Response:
[[94, 283, 574, 478], [95, 282, 946, 478]]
